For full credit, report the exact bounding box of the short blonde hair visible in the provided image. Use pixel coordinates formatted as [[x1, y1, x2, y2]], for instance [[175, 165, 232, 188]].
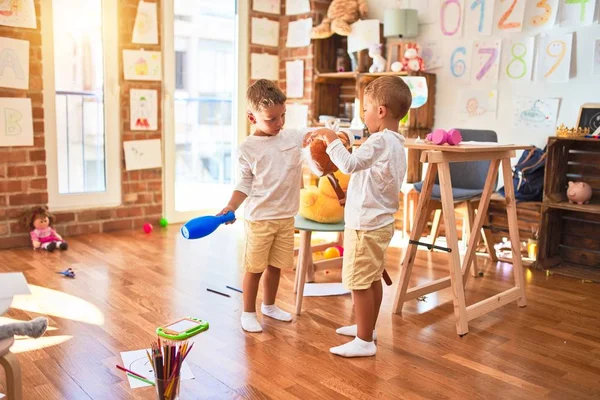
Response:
[[364, 76, 412, 119], [247, 79, 287, 112]]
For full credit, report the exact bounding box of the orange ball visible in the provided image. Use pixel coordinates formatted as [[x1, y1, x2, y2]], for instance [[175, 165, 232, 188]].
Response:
[[323, 247, 341, 259]]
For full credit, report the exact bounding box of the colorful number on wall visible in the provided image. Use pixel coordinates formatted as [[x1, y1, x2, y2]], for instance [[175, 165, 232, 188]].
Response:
[[498, 0, 523, 30], [544, 40, 566, 78], [531, 0, 553, 26], [506, 43, 528, 79], [564, 0, 589, 22], [475, 47, 499, 80], [451, 46, 468, 77], [471, 0, 486, 32], [441, 0, 463, 36]]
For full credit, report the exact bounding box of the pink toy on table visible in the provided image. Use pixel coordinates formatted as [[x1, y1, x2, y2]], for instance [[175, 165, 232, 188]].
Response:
[[426, 128, 463, 145]]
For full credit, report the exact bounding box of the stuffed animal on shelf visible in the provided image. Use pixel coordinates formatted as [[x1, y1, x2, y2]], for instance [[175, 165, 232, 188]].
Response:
[[368, 44, 386, 73], [312, 0, 368, 39], [300, 170, 350, 224], [21, 206, 68, 251], [0, 317, 48, 340], [401, 43, 425, 72]]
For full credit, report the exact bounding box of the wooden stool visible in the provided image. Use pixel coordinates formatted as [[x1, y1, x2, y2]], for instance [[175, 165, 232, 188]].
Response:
[[393, 140, 530, 336], [293, 216, 345, 315], [0, 337, 22, 400]]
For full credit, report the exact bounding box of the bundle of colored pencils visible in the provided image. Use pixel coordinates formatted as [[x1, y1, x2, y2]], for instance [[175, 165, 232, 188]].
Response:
[[148, 338, 194, 400]]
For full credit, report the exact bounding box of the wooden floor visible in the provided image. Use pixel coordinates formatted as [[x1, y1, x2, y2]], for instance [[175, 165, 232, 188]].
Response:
[[1, 225, 600, 400]]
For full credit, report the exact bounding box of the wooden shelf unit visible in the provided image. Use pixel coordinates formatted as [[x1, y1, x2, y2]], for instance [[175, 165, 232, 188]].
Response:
[[538, 137, 600, 281], [310, 31, 436, 150]]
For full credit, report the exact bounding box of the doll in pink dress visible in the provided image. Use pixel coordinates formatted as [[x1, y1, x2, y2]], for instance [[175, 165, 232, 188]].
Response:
[[22, 206, 68, 252]]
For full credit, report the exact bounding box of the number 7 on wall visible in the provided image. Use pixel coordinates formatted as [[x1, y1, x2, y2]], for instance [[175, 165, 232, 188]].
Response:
[[475, 47, 499, 80]]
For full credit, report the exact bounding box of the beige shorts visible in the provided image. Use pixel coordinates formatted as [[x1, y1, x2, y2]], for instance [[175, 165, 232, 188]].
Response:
[[244, 217, 295, 273], [342, 223, 394, 290]]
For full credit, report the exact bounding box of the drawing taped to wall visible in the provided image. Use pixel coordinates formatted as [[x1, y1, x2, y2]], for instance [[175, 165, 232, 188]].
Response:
[[130, 89, 157, 131], [0, 97, 33, 147], [123, 139, 162, 171], [132, 0, 158, 44], [459, 89, 498, 119], [123, 50, 162, 81], [0, 0, 36, 29], [513, 96, 560, 134], [0, 36, 29, 89]]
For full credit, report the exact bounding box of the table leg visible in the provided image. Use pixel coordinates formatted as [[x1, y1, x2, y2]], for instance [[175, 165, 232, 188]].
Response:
[[393, 163, 438, 315], [462, 159, 500, 283], [501, 158, 527, 308], [295, 230, 312, 315], [306, 246, 315, 283], [464, 202, 479, 277], [437, 161, 469, 336]]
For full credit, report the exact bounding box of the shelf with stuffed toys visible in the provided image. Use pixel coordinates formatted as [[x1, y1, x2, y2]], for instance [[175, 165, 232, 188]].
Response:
[[310, 21, 436, 146]]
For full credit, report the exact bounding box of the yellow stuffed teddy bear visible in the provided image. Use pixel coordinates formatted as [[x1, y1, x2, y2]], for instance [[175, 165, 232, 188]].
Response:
[[299, 170, 350, 224], [312, 0, 368, 39]]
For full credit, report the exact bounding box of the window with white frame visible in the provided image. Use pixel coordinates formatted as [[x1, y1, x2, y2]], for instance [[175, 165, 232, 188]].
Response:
[[42, 0, 120, 210]]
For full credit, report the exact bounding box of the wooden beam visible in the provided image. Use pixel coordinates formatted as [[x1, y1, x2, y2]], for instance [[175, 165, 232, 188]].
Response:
[[466, 287, 522, 322], [422, 150, 516, 164], [405, 277, 451, 300]]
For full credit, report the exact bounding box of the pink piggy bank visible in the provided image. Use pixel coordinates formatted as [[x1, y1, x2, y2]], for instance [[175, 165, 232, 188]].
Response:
[[567, 181, 592, 205]]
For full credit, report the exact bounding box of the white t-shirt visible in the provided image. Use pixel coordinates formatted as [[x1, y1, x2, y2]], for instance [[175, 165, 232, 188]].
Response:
[[326, 129, 406, 231], [235, 129, 305, 221]]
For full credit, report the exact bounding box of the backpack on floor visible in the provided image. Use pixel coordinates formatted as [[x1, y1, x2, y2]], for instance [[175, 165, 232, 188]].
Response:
[[499, 146, 547, 202]]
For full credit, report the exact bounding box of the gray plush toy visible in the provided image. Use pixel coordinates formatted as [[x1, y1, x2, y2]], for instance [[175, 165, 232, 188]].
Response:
[[0, 317, 48, 340]]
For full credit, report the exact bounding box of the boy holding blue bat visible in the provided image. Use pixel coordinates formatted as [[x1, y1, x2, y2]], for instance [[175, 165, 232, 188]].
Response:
[[218, 79, 311, 333]]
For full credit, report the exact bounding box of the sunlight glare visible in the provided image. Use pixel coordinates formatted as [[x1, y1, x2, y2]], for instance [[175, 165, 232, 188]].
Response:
[[10, 285, 105, 326], [10, 335, 73, 354]]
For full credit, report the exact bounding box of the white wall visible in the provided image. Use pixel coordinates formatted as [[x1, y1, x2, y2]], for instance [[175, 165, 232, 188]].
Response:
[[367, 0, 600, 150]]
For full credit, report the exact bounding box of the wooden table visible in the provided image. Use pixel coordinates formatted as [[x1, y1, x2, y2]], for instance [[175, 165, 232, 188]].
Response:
[[393, 139, 531, 336]]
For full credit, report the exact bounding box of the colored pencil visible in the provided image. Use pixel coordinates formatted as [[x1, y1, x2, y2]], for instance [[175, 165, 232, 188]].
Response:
[[149, 337, 193, 399], [207, 287, 231, 297], [116, 364, 147, 380], [127, 373, 155, 386], [226, 285, 243, 293]]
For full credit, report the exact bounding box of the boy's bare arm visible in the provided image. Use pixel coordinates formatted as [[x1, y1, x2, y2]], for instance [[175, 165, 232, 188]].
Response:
[[218, 191, 248, 219], [219, 154, 252, 223]]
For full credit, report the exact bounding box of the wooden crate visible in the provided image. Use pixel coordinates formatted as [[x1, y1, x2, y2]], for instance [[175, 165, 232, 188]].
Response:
[[538, 137, 600, 281], [544, 137, 600, 211], [487, 197, 542, 244], [538, 208, 600, 280]]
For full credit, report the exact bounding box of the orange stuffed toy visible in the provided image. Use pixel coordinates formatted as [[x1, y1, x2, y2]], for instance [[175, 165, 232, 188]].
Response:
[[302, 128, 352, 205]]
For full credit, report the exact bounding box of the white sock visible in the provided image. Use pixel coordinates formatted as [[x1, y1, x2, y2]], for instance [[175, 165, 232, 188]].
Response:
[[241, 312, 263, 332], [261, 303, 292, 322], [330, 337, 377, 358], [335, 325, 377, 341]]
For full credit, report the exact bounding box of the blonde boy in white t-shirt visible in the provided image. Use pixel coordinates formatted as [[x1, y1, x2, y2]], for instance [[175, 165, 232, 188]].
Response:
[[312, 76, 410, 357], [218, 79, 309, 333]]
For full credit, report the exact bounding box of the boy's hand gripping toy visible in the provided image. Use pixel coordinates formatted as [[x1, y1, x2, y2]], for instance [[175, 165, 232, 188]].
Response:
[[181, 212, 235, 239]]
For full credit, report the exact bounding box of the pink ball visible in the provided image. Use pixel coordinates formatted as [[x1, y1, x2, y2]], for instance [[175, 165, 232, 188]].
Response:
[[431, 128, 448, 145], [334, 245, 344, 257], [446, 129, 462, 145], [143, 223, 153, 234]]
